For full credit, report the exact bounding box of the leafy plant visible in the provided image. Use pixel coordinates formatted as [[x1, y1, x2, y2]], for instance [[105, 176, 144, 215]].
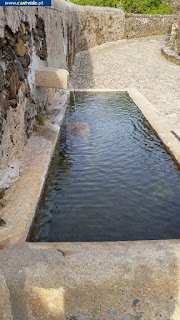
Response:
[[69, 0, 174, 14], [36, 114, 46, 125], [120, 0, 174, 14], [70, 0, 120, 7]]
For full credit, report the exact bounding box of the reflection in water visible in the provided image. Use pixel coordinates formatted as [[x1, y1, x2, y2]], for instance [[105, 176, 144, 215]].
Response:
[[29, 92, 180, 242]]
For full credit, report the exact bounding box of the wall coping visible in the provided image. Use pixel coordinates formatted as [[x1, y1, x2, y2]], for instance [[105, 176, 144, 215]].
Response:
[[51, 0, 125, 15]]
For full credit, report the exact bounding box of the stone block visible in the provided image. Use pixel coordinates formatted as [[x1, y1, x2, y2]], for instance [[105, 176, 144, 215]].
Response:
[[35, 68, 69, 89], [8, 69, 20, 99], [16, 39, 28, 57]]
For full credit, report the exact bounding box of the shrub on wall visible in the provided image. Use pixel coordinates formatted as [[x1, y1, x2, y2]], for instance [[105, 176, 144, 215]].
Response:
[[120, 0, 174, 14], [70, 0, 120, 7], [69, 0, 174, 14]]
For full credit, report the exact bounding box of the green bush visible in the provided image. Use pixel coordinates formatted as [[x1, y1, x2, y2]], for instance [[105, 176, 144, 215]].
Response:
[[69, 0, 174, 14], [70, 0, 119, 7], [120, 0, 174, 14]]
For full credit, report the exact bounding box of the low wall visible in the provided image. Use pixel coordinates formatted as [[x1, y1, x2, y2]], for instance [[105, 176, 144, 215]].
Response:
[[70, 4, 125, 53], [124, 13, 176, 38]]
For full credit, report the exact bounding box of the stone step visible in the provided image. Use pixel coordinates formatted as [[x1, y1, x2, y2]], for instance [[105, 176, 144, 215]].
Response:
[[161, 46, 180, 65], [35, 68, 69, 89]]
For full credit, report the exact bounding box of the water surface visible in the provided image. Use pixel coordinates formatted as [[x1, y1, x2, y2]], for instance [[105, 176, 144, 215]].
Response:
[[29, 92, 180, 242]]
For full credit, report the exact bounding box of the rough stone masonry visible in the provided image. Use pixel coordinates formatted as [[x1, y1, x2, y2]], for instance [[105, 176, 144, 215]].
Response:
[[161, 19, 180, 64], [169, 20, 180, 54], [0, 13, 53, 189]]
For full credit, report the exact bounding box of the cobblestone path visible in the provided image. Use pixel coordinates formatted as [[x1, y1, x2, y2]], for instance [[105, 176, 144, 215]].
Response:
[[70, 35, 180, 127]]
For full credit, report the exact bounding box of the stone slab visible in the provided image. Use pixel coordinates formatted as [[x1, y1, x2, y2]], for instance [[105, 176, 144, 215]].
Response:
[[128, 88, 180, 165], [35, 69, 69, 89], [0, 241, 180, 319]]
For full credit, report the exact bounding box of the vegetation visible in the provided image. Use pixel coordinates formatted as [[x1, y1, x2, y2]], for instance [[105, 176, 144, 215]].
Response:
[[36, 114, 46, 125], [69, 0, 174, 14], [120, 0, 174, 14], [70, 0, 119, 7], [35, 105, 46, 126]]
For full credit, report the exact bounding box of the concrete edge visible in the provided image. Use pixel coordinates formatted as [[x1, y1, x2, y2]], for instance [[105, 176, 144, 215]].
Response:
[[125, 13, 177, 18], [65, 0, 125, 15], [0, 90, 69, 248], [23, 90, 69, 241], [127, 87, 180, 166], [73, 88, 127, 92], [51, 0, 125, 15]]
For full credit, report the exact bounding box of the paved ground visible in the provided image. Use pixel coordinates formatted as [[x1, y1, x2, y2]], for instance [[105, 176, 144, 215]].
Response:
[[70, 35, 180, 127]]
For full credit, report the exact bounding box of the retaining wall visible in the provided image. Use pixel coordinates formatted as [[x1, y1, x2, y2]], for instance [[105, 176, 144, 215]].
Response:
[[124, 13, 176, 38], [70, 3, 125, 53]]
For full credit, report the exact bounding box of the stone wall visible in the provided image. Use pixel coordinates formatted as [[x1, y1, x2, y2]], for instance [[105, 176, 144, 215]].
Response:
[[124, 13, 176, 38], [161, 20, 180, 64], [0, 4, 69, 188], [70, 3, 125, 53], [169, 20, 180, 54]]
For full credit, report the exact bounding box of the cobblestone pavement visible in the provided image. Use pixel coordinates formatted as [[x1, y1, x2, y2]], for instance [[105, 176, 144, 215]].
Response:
[[70, 35, 180, 127]]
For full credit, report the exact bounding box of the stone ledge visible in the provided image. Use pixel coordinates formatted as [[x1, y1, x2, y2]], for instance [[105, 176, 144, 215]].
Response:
[[161, 46, 180, 65], [0, 240, 180, 319], [0, 90, 69, 247], [35, 69, 69, 89], [128, 88, 180, 166]]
